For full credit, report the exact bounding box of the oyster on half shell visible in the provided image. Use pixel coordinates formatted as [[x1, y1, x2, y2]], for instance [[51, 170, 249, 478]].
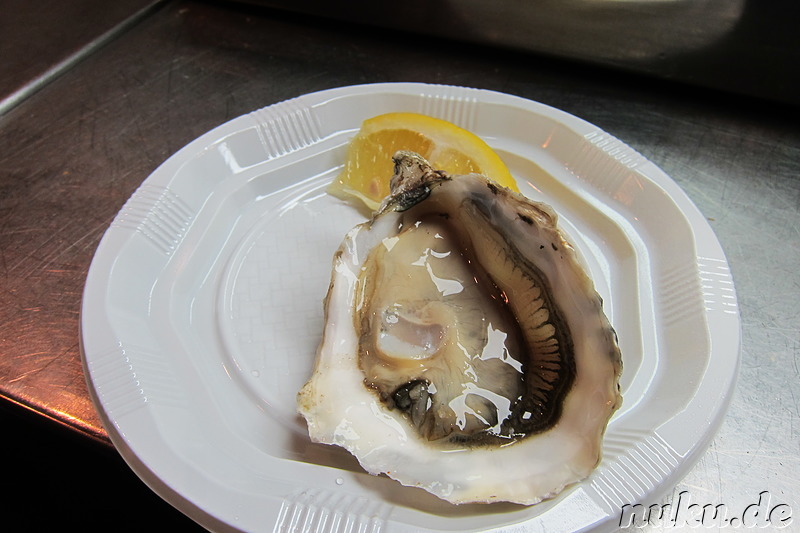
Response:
[[298, 151, 622, 505]]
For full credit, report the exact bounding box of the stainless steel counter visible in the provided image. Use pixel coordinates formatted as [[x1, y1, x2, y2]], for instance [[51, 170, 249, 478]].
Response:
[[0, 0, 160, 113], [1, 0, 797, 530]]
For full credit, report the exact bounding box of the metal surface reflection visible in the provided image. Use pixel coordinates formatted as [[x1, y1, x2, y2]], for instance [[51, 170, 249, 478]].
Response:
[[241, 0, 797, 105], [441, 0, 745, 62]]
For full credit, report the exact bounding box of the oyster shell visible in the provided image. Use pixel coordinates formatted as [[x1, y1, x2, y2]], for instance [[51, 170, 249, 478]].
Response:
[[298, 151, 622, 505]]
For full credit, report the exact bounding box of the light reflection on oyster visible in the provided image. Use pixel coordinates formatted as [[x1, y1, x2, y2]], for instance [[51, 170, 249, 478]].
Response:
[[297, 151, 622, 505]]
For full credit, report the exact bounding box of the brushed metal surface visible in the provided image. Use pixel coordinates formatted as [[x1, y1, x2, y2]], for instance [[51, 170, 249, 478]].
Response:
[[0, 0, 162, 113], [238, 0, 800, 107], [0, 0, 797, 529]]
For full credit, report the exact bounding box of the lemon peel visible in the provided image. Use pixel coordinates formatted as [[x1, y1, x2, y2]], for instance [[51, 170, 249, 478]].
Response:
[[329, 112, 517, 212]]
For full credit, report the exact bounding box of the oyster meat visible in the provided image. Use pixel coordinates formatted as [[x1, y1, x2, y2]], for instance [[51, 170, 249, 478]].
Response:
[[298, 151, 622, 505]]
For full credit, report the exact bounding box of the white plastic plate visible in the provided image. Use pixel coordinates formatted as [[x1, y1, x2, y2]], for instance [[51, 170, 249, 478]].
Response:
[[81, 83, 740, 532]]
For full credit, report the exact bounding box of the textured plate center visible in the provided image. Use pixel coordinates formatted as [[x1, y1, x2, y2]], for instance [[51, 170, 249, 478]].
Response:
[[218, 178, 366, 430]]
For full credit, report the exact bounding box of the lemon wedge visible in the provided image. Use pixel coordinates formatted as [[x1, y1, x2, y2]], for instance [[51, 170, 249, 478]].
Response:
[[329, 112, 517, 212]]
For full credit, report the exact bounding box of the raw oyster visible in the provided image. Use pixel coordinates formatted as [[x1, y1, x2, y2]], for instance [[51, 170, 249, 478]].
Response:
[[298, 151, 622, 505]]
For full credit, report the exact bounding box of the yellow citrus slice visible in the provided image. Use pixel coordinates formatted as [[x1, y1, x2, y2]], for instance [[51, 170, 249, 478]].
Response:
[[329, 112, 517, 212]]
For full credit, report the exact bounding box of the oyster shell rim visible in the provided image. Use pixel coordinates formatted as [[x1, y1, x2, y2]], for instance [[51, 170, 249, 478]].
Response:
[[298, 152, 623, 505]]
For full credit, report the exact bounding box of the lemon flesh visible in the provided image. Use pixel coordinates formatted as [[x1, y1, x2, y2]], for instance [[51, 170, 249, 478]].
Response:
[[329, 112, 517, 212]]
